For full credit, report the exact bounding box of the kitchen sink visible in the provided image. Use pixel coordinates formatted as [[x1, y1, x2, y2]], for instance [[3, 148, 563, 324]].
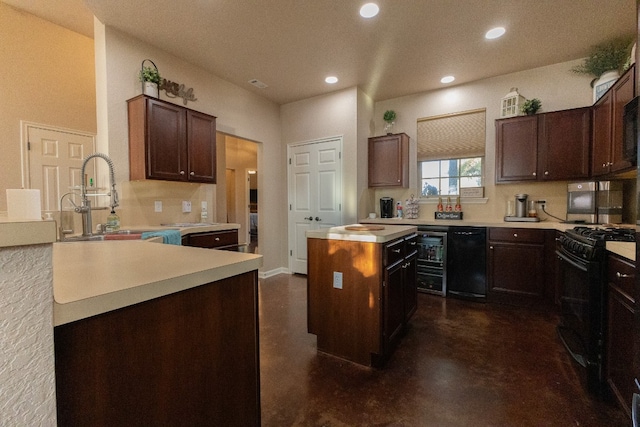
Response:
[[61, 229, 155, 242]]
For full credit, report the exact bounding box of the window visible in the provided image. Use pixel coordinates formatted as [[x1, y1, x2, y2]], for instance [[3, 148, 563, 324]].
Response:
[[420, 157, 482, 196], [417, 108, 486, 197]]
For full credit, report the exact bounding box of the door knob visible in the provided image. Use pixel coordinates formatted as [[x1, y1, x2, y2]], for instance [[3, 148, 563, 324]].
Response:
[[315, 217, 322, 221], [304, 216, 313, 220]]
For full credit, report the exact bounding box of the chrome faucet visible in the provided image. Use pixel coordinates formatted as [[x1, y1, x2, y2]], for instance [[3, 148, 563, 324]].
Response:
[[76, 153, 119, 236]]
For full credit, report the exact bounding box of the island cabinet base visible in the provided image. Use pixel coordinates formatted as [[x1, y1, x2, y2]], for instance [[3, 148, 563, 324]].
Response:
[[54, 270, 260, 426], [308, 233, 417, 368], [308, 238, 383, 366]]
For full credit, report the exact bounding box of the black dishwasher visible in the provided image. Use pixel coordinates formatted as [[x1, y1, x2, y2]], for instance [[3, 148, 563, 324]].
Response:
[[447, 227, 486, 300]]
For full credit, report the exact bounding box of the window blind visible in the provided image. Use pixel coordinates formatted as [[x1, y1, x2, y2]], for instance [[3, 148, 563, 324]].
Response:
[[416, 108, 486, 161]]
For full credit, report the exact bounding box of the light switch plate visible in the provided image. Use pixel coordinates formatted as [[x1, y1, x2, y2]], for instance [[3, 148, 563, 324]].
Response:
[[154, 201, 162, 212], [333, 272, 343, 289], [182, 201, 192, 213]]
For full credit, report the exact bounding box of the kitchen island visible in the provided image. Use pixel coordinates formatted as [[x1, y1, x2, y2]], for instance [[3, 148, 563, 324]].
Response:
[[53, 239, 262, 426], [307, 224, 418, 367]]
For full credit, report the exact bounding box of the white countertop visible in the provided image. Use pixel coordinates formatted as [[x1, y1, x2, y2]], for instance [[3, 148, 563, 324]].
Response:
[[53, 240, 262, 326], [606, 241, 636, 262], [360, 217, 585, 232], [306, 224, 418, 243], [0, 218, 57, 247]]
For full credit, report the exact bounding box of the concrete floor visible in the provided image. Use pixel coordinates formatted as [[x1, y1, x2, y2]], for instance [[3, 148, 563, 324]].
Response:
[[258, 274, 628, 426]]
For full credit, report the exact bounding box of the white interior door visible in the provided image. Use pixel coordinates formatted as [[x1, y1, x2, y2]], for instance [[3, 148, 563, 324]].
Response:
[[26, 125, 95, 212], [288, 137, 342, 274]]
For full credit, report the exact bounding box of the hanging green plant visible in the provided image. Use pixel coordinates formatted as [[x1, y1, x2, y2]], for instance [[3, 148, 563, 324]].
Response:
[[383, 110, 397, 123], [570, 36, 634, 79], [521, 98, 542, 115], [139, 66, 161, 84]]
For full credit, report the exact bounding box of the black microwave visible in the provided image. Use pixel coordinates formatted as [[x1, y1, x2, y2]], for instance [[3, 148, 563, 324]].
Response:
[[623, 95, 639, 166]]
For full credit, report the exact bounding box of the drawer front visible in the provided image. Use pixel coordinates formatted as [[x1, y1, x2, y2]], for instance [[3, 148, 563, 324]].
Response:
[[188, 230, 238, 248], [607, 254, 635, 301], [489, 227, 544, 244], [385, 238, 404, 266], [404, 233, 418, 256]]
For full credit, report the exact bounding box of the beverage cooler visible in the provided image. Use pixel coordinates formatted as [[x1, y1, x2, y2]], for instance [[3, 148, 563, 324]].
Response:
[[416, 228, 447, 296]]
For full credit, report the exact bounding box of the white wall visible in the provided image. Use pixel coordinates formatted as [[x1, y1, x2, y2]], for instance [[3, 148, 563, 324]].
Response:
[[94, 23, 286, 272], [281, 87, 373, 225], [371, 59, 598, 221]]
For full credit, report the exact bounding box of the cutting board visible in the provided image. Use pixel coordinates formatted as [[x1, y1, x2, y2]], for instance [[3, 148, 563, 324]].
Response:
[[344, 225, 385, 231]]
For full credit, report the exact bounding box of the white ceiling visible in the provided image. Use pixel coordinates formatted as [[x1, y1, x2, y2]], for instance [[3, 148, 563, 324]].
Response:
[[4, 0, 636, 105]]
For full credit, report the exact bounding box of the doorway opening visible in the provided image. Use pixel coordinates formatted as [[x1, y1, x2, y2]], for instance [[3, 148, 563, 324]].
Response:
[[222, 134, 259, 253]]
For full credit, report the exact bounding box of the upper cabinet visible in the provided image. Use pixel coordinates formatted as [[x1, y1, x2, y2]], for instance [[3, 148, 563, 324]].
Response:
[[368, 133, 409, 188], [592, 64, 635, 176], [128, 95, 217, 183], [495, 107, 591, 183]]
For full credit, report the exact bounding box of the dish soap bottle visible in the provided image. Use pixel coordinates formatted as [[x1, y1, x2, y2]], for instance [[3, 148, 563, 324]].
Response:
[[106, 209, 120, 232]]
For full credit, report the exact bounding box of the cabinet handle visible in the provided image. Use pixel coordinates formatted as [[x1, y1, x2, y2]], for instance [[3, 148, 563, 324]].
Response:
[[616, 272, 634, 279], [490, 246, 494, 250], [602, 163, 607, 168], [215, 237, 220, 241], [544, 171, 549, 176], [180, 171, 185, 175], [532, 172, 536, 176], [190, 171, 195, 176], [513, 233, 518, 238]]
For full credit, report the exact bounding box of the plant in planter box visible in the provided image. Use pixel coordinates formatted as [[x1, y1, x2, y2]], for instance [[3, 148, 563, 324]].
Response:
[[521, 98, 542, 115], [571, 36, 634, 80], [139, 60, 161, 98], [139, 66, 161, 85]]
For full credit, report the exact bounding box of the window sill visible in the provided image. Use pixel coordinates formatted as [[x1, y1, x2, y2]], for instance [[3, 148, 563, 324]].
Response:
[[419, 197, 489, 205]]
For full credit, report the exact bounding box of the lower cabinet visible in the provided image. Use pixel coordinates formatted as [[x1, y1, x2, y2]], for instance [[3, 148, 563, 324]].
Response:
[[54, 271, 260, 426], [606, 253, 635, 418], [183, 229, 239, 251], [487, 227, 555, 308], [307, 232, 417, 367]]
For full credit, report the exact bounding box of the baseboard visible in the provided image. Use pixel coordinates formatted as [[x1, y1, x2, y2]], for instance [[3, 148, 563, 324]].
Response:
[[259, 267, 291, 279]]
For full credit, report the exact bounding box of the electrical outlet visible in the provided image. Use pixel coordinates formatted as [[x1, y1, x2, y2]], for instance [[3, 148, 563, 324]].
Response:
[[333, 272, 343, 289], [182, 201, 192, 213], [154, 200, 163, 212]]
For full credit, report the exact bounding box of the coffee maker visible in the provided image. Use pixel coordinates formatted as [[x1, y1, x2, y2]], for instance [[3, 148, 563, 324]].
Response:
[[380, 197, 393, 218]]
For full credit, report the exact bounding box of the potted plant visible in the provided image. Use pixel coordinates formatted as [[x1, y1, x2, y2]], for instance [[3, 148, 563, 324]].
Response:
[[570, 36, 634, 102], [383, 110, 396, 134], [521, 98, 542, 115], [139, 64, 161, 98]]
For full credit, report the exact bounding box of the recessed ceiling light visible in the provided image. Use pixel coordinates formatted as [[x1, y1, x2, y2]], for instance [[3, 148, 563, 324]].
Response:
[[485, 27, 506, 40], [360, 3, 379, 18], [325, 76, 338, 84], [441, 76, 455, 84]]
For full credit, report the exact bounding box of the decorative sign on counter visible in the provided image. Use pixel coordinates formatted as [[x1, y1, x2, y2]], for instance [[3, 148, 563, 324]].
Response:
[[160, 78, 197, 105], [435, 211, 463, 220]]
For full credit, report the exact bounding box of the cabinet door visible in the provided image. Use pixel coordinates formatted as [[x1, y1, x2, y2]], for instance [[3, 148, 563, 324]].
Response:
[[187, 110, 217, 183], [592, 91, 613, 176], [403, 251, 418, 322], [147, 99, 188, 181], [495, 116, 538, 182], [487, 241, 545, 306], [538, 107, 590, 180], [384, 260, 404, 353], [368, 133, 409, 187], [611, 65, 635, 172]]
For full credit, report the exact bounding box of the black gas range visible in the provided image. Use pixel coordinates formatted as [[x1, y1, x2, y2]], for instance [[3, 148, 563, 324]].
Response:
[[556, 225, 635, 397], [559, 226, 635, 261]]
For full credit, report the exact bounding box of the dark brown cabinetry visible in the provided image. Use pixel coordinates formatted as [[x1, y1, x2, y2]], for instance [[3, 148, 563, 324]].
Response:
[[183, 229, 239, 251], [495, 108, 591, 183], [487, 228, 555, 307], [128, 95, 217, 183], [606, 253, 635, 418], [368, 133, 409, 187], [54, 271, 260, 426], [592, 65, 636, 176], [307, 232, 417, 366]]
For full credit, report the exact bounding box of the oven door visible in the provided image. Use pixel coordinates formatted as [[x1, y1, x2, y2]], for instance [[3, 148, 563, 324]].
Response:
[[556, 248, 605, 396]]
